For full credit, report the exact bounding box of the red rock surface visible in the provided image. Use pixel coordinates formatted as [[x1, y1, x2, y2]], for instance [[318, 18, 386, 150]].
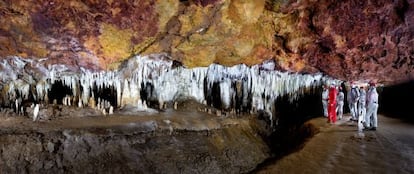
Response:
[[0, 0, 413, 84], [292, 0, 414, 84]]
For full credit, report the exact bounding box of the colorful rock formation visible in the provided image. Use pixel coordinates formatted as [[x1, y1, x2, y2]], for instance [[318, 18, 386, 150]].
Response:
[[0, 0, 413, 84]]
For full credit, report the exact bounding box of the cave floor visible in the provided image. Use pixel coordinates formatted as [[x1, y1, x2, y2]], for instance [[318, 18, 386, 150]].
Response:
[[1, 109, 413, 173], [0, 108, 270, 173], [255, 114, 414, 174]]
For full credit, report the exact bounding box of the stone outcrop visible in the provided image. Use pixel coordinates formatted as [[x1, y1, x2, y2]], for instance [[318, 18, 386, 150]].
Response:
[[0, 115, 270, 174], [0, 0, 413, 84]]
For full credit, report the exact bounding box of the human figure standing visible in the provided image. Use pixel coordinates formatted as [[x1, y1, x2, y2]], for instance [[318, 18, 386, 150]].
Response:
[[336, 87, 344, 120], [321, 85, 329, 117], [328, 84, 337, 123], [365, 82, 379, 131], [357, 86, 366, 132], [349, 83, 360, 121]]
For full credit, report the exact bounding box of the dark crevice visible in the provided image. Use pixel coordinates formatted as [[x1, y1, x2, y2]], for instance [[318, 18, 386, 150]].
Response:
[[379, 80, 414, 122], [92, 83, 117, 107], [140, 82, 158, 108], [308, 9, 317, 32], [381, 50, 387, 57], [274, 34, 292, 53], [394, 0, 409, 22], [318, 42, 332, 53], [48, 80, 73, 105]]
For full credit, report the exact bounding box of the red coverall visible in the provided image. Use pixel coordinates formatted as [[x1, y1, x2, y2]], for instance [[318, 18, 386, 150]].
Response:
[[328, 86, 337, 123]]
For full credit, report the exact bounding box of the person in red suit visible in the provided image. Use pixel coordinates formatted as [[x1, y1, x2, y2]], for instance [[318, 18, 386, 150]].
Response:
[[328, 84, 337, 123]]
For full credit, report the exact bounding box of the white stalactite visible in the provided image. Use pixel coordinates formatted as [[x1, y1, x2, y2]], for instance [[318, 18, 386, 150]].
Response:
[[0, 55, 337, 124]]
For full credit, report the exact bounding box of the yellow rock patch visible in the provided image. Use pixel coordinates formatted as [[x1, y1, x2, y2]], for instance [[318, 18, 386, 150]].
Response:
[[228, 0, 265, 24], [98, 23, 133, 68], [156, 0, 179, 31]]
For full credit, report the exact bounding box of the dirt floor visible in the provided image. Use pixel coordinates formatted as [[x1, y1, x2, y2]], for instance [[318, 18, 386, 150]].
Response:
[[254, 114, 414, 174], [0, 108, 270, 174], [2, 104, 413, 174]]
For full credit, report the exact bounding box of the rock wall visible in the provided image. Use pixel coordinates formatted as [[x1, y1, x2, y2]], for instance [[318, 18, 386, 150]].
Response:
[[0, 117, 270, 174], [0, 0, 413, 84]]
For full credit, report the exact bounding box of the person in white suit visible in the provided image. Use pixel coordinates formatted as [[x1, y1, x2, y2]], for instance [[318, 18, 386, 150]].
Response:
[[365, 82, 379, 131], [357, 86, 366, 132], [348, 84, 360, 121], [321, 85, 329, 117], [336, 87, 344, 120]]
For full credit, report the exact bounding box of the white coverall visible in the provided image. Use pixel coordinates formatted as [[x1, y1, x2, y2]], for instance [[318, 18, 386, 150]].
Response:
[[365, 87, 379, 129], [348, 86, 360, 121], [336, 91, 344, 120], [357, 88, 366, 132], [322, 87, 329, 117]]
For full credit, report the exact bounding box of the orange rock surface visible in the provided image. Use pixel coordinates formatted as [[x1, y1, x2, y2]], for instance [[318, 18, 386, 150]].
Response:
[[0, 0, 413, 84]]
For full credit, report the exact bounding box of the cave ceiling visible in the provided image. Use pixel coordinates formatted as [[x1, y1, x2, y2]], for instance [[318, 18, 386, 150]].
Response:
[[0, 0, 413, 85]]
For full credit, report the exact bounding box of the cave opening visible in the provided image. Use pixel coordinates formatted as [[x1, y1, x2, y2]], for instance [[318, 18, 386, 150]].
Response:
[[232, 79, 252, 114], [92, 83, 117, 108], [379, 81, 414, 122], [140, 81, 158, 108], [205, 81, 222, 109], [47, 80, 73, 105]]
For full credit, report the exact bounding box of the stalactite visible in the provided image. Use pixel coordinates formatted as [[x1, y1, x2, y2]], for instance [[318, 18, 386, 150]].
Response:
[[0, 54, 340, 125]]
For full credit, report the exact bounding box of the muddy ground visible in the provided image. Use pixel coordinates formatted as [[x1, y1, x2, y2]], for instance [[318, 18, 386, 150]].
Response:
[[254, 114, 414, 174]]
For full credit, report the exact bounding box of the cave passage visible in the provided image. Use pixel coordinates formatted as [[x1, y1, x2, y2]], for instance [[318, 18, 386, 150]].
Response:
[[379, 80, 414, 122], [253, 86, 324, 172], [48, 80, 73, 105], [92, 83, 117, 107]]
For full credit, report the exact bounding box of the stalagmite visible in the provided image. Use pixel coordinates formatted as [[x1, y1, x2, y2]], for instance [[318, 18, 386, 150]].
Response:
[[159, 101, 164, 110], [97, 102, 101, 110], [78, 98, 83, 108], [15, 99, 19, 114], [19, 107, 24, 116], [89, 96, 96, 109], [44, 94, 49, 105], [67, 96, 72, 106], [116, 80, 122, 107], [33, 104, 39, 121], [121, 79, 130, 107], [109, 106, 114, 115], [174, 102, 178, 110], [105, 100, 110, 109], [62, 97, 67, 106], [219, 79, 232, 110]]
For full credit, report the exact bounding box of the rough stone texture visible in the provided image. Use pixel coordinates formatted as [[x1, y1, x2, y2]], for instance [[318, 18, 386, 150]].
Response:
[[0, 117, 270, 174], [0, 0, 413, 84]]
